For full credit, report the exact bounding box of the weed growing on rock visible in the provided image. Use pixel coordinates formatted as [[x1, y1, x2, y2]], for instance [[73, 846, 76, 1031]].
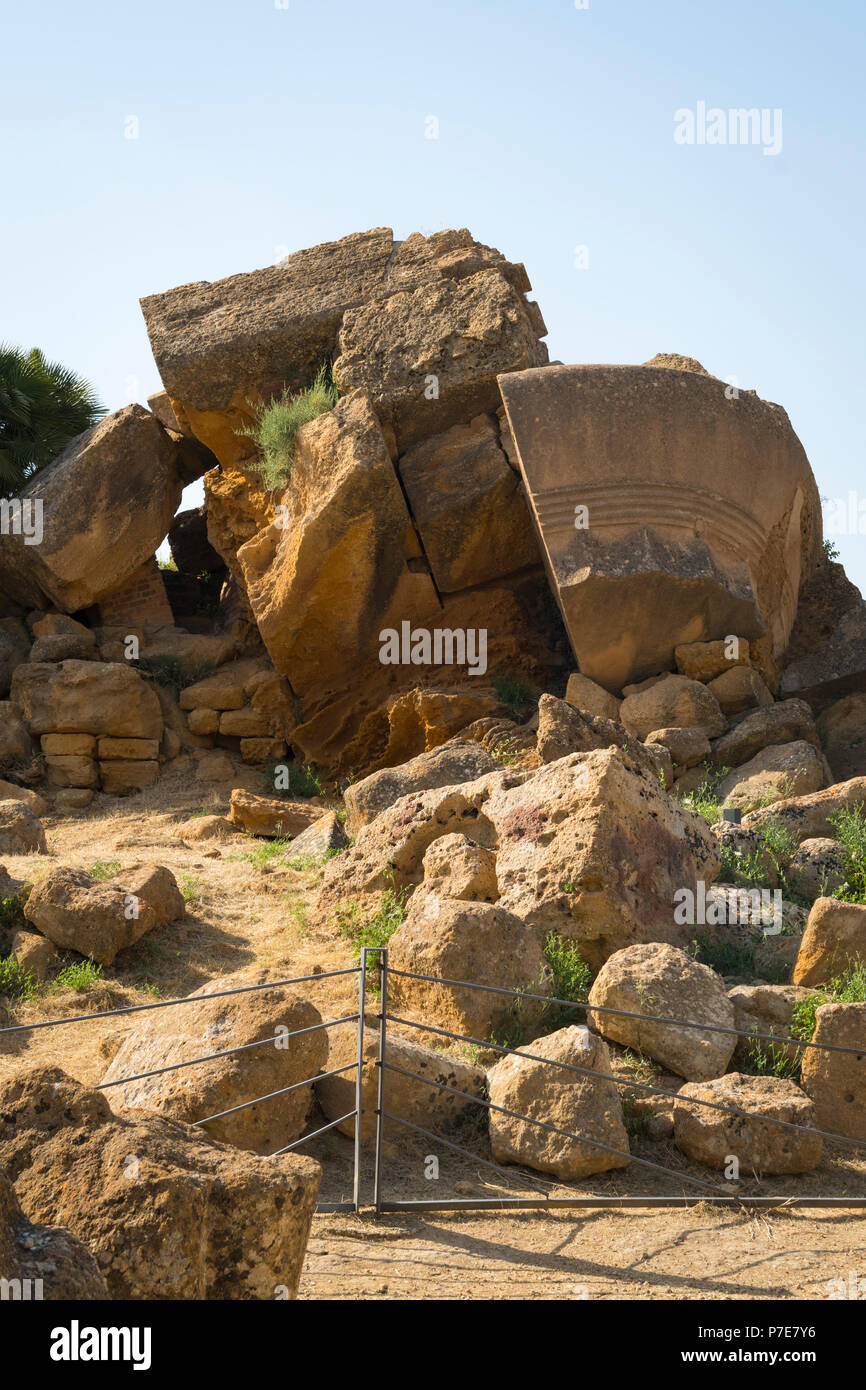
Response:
[[541, 932, 592, 1030], [265, 759, 323, 799], [829, 805, 866, 903], [0, 953, 36, 1000], [134, 655, 216, 695], [743, 1040, 801, 1081], [336, 885, 409, 960], [492, 672, 537, 720], [88, 860, 123, 881], [791, 961, 866, 1041], [242, 364, 338, 491]]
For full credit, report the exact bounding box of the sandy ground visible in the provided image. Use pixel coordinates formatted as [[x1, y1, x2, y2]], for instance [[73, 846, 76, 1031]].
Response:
[[2, 767, 865, 1301]]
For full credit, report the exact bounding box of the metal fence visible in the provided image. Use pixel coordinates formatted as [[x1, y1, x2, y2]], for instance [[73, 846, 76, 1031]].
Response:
[[2, 949, 865, 1215]]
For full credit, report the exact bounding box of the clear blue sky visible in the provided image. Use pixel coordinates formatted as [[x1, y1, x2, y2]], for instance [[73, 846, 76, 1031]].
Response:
[[3, 0, 864, 589]]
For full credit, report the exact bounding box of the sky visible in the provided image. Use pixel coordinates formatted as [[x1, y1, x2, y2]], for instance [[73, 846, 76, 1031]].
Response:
[[2, 0, 864, 586]]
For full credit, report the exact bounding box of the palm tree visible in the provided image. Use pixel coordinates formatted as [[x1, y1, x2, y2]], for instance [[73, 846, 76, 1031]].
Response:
[[0, 343, 105, 495]]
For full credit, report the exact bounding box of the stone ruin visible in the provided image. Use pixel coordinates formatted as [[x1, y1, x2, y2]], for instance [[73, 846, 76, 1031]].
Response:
[[0, 224, 864, 803]]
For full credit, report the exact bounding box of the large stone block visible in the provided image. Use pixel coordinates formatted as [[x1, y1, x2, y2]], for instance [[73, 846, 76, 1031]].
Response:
[[498, 362, 822, 691], [0, 405, 185, 612], [11, 660, 163, 739]]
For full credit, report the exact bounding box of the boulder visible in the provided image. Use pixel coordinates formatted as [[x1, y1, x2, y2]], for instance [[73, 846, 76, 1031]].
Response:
[[234, 390, 441, 698], [285, 811, 349, 860], [487, 1025, 630, 1179], [175, 814, 239, 843], [715, 740, 825, 811], [785, 839, 847, 902], [587, 943, 736, 1081], [564, 672, 622, 721], [29, 631, 97, 663], [0, 1066, 320, 1299], [728, 984, 819, 1065], [316, 1025, 485, 1140], [674, 1073, 822, 1173], [54, 788, 94, 811], [620, 675, 726, 741], [396, 413, 538, 591], [11, 660, 163, 739], [818, 693, 866, 782], [9, 928, 57, 982], [0, 405, 185, 612], [100, 969, 327, 1154], [421, 833, 498, 902], [24, 865, 184, 965], [320, 748, 720, 971], [334, 268, 547, 450], [793, 898, 866, 987], [743, 777, 866, 846], [228, 789, 323, 838], [0, 800, 46, 854], [0, 780, 49, 817], [535, 693, 672, 785], [710, 699, 819, 768], [800, 1002, 866, 1140], [138, 627, 235, 670], [498, 362, 822, 691], [674, 638, 752, 683], [344, 740, 498, 834], [388, 892, 553, 1041], [0, 1168, 107, 1300], [645, 726, 711, 770], [707, 664, 774, 716]]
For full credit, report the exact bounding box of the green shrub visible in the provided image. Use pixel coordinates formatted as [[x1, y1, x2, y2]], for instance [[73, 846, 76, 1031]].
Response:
[[336, 886, 409, 960], [743, 1040, 801, 1081], [47, 958, 104, 993], [0, 954, 36, 1000], [88, 860, 122, 882], [829, 805, 866, 903], [540, 933, 592, 1031], [675, 765, 729, 826], [492, 672, 537, 720], [242, 364, 338, 492], [134, 656, 215, 696], [265, 759, 322, 799], [791, 961, 866, 1041]]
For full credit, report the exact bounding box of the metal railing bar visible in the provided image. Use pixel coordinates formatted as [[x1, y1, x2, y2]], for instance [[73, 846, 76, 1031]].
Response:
[[195, 1063, 358, 1127], [376, 1196, 866, 1211], [384, 1013, 866, 1152], [380, 1111, 574, 1198], [382, 1062, 726, 1194], [384, 969, 865, 1056], [0, 967, 361, 1036], [96, 1016, 359, 1091], [270, 1111, 356, 1157]]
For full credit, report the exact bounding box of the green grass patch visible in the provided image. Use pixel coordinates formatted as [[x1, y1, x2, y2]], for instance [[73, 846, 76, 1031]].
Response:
[[791, 961, 866, 1041], [829, 805, 866, 903], [241, 364, 338, 492], [0, 954, 37, 1000], [46, 958, 104, 993], [133, 656, 215, 696], [265, 759, 323, 799], [492, 672, 537, 721], [88, 860, 123, 882]]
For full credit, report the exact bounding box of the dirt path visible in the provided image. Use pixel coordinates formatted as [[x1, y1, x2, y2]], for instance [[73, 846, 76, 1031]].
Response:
[[300, 1206, 866, 1300]]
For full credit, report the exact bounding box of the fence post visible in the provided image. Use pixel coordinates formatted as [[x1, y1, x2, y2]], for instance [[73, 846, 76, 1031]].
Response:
[[352, 950, 367, 1213], [372, 947, 388, 1214]]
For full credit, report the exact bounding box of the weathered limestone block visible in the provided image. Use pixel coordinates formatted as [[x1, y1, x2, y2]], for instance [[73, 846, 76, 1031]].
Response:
[[0, 405, 185, 612], [498, 362, 822, 691]]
